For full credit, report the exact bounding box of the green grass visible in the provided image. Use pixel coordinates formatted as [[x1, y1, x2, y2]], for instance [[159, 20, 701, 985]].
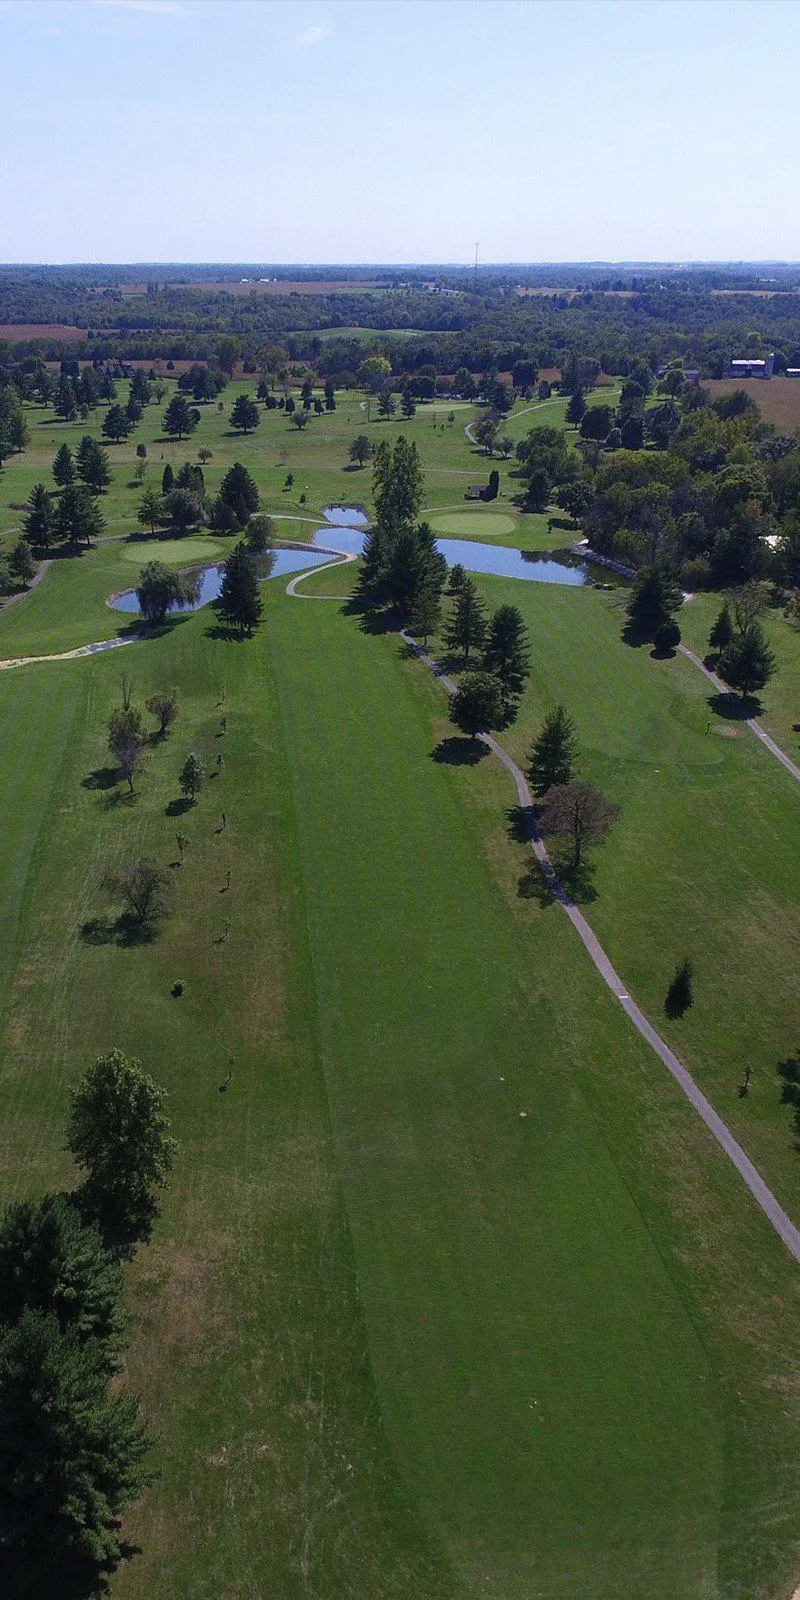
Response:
[[2, 383, 800, 1597], [429, 511, 518, 537], [678, 590, 800, 760]]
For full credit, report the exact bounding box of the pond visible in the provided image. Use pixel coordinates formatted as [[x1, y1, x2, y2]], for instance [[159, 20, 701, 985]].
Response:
[[313, 511, 593, 587], [111, 547, 335, 615]]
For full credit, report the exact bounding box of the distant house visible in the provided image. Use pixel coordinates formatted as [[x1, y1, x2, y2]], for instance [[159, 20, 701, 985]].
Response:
[[656, 365, 700, 383], [728, 353, 775, 379], [787, 368, 800, 378], [465, 485, 486, 501]]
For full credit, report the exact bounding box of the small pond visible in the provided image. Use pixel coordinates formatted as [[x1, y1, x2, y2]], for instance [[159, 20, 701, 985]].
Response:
[[313, 515, 593, 587], [111, 547, 334, 615]]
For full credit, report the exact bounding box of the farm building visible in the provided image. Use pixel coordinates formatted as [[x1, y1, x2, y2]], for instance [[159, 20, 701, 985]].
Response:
[[728, 353, 776, 378]]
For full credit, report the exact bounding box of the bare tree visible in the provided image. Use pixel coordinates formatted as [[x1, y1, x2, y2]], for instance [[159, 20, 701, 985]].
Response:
[[537, 780, 618, 869], [146, 689, 179, 739], [102, 859, 172, 929]]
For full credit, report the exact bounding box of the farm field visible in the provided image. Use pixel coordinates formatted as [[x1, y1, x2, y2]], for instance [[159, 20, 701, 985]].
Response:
[[703, 377, 800, 433], [1, 375, 800, 1598]]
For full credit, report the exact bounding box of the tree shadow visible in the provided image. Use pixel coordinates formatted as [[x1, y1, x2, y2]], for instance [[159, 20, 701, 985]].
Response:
[[165, 796, 193, 816], [79, 914, 157, 947], [707, 690, 762, 721], [204, 621, 244, 641], [777, 1050, 800, 1149], [621, 616, 654, 649], [431, 736, 486, 766], [101, 788, 137, 811], [505, 805, 597, 904], [82, 766, 120, 791], [650, 644, 678, 660]]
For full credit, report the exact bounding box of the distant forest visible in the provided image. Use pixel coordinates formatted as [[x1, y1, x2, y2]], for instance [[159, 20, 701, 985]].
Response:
[[3, 262, 800, 378]]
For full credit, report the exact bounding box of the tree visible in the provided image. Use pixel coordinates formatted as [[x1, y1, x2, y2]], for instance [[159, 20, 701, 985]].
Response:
[[324, 379, 336, 410], [179, 751, 205, 802], [653, 618, 681, 653], [129, 370, 151, 408], [401, 390, 417, 419], [538, 780, 618, 869], [448, 562, 466, 594], [107, 704, 146, 793], [487, 468, 500, 500], [219, 461, 259, 524], [217, 541, 263, 635], [230, 394, 261, 435], [579, 404, 615, 440], [409, 581, 442, 647], [290, 408, 309, 429], [349, 434, 373, 468], [625, 564, 683, 634], [665, 957, 694, 1019], [135, 560, 197, 624], [76, 435, 111, 493], [445, 575, 486, 662], [473, 416, 497, 454], [146, 689, 179, 738], [137, 485, 164, 536], [449, 671, 505, 740], [718, 624, 777, 698], [54, 483, 105, 548], [102, 404, 130, 443], [67, 1049, 177, 1254], [213, 334, 242, 377], [53, 374, 78, 420], [22, 484, 52, 546], [497, 435, 515, 459], [245, 513, 275, 553], [522, 467, 551, 512], [10, 539, 36, 586], [161, 463, 174, 495], [378, 388, 397, 419], [103, 853, 172, 939], [372, 435, 424, 532], [163, 393, 197, 440], [52, 443, 74, 487], [0, 1195, 124, 1367], [708, 604, 733, 654], [528, 705, 577, 796], [164, 487, 202, 534], [357, 354, 391, 393], [0, 1308, 152, 1598], [482, 604, 531, 705]]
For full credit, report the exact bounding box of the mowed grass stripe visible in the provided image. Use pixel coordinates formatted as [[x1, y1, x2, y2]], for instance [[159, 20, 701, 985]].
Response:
[[269, 591, 720, 1599], [0, 626, 460, 1600]]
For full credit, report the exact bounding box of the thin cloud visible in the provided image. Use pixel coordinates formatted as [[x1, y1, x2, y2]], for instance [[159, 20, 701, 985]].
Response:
[[91, 1, 189, 15], [296, 23, 330, 48]]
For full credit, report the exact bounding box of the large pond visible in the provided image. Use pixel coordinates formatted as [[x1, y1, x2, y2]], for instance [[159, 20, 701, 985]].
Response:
[[312, 511, 593, 587], [111, 546, 335, 615]]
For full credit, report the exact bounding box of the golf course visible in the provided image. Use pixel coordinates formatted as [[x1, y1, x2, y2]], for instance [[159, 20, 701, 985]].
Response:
[[0, 376, 799, 1600]]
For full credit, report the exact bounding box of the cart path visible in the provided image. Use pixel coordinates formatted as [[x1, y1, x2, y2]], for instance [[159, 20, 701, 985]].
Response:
[[678, 642, 800, 785], [292, 556, 800, 1266]]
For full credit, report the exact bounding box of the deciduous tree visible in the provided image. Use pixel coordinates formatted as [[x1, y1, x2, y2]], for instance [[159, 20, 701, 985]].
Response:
[[67, 1049, 177, 1253], [449, 671, 505, 740], [538, 780, 617, 869]]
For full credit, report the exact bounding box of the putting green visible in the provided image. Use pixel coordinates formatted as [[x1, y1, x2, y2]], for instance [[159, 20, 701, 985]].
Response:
[[429, 512, 517, 538], [120, 537, 222, 565]]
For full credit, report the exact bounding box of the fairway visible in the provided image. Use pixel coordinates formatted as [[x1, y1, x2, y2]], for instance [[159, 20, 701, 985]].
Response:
[[429, 512, 518, 537]]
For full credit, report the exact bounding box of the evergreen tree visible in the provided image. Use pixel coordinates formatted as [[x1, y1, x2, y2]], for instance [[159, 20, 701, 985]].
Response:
[[409, 580, 442, 647], [718, 624, 777, 698], [566, 389, 586, 426], [0, 1309, 152, 1598], [449, 671, 505, 740], [0, 1196, 124, 1368], [708, 603, 733, 654], [382, 522, 445, 619], [626, 564, 683, 634], [129, 371, 151, 408], [52, 443, 74, 488], [528, 705, 578, 796], [10, 539, 35, 585], [219, 462, 259, 523], [161, 463, 174, 495], [23, 484, 53, 545], [179, 752, 205, 804], [217, 541, 263, 635], [67, 1049, 177, 1255], [230, 394, 261, 435], [54, 483, 105, 548], [101, 404, 130, 443], [482, 604, 531, 705], [76, 435, 111, 493], [445, 575, 486, 662], [373, 435, 424, 533], [162, 393, 197, 440], [53, 374, 78, 420], [324, 379, 336, 411]]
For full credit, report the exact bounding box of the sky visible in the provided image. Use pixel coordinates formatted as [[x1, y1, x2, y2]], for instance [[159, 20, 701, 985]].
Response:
[[2, 0, 800, 265]]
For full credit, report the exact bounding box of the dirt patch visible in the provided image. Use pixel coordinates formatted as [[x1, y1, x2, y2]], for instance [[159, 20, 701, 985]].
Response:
[[131, 1232, 233, 1353], [714, 725, 742, 739], [0, 323, 87, 342]]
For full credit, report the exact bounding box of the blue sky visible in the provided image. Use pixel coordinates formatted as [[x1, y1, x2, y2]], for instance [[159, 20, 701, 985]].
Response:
[[2, 0, 799, 264]]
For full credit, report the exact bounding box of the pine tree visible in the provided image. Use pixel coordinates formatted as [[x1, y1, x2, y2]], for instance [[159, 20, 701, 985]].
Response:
[[52, 443, 74, 487], [483, 604, 531, 704], [0, 1310, 152, 1596], [718, 624, 777, 698], [218, 541, 263, 635], [409, 582, 442, 648], [708, 604, 733, 654], [528, 705, 578, 796], [101, 404, 130, 443], [566, 388, 586, 426], [0, 1195, 125, 1368], [230, 394, 260, 435], [10, 539, 35, 585], [162, 392, 196, 440], [161, 463, 174, 495], [23, 484, 53, 545], [76, 435, 111, 493], [373, 435, 424, 533], [445, 575, 486, 662]]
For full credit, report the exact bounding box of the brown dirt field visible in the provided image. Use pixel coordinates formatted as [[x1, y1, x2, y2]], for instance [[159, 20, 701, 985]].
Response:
[[0, 323, 87, 342], [704, 377, 800, 433]]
